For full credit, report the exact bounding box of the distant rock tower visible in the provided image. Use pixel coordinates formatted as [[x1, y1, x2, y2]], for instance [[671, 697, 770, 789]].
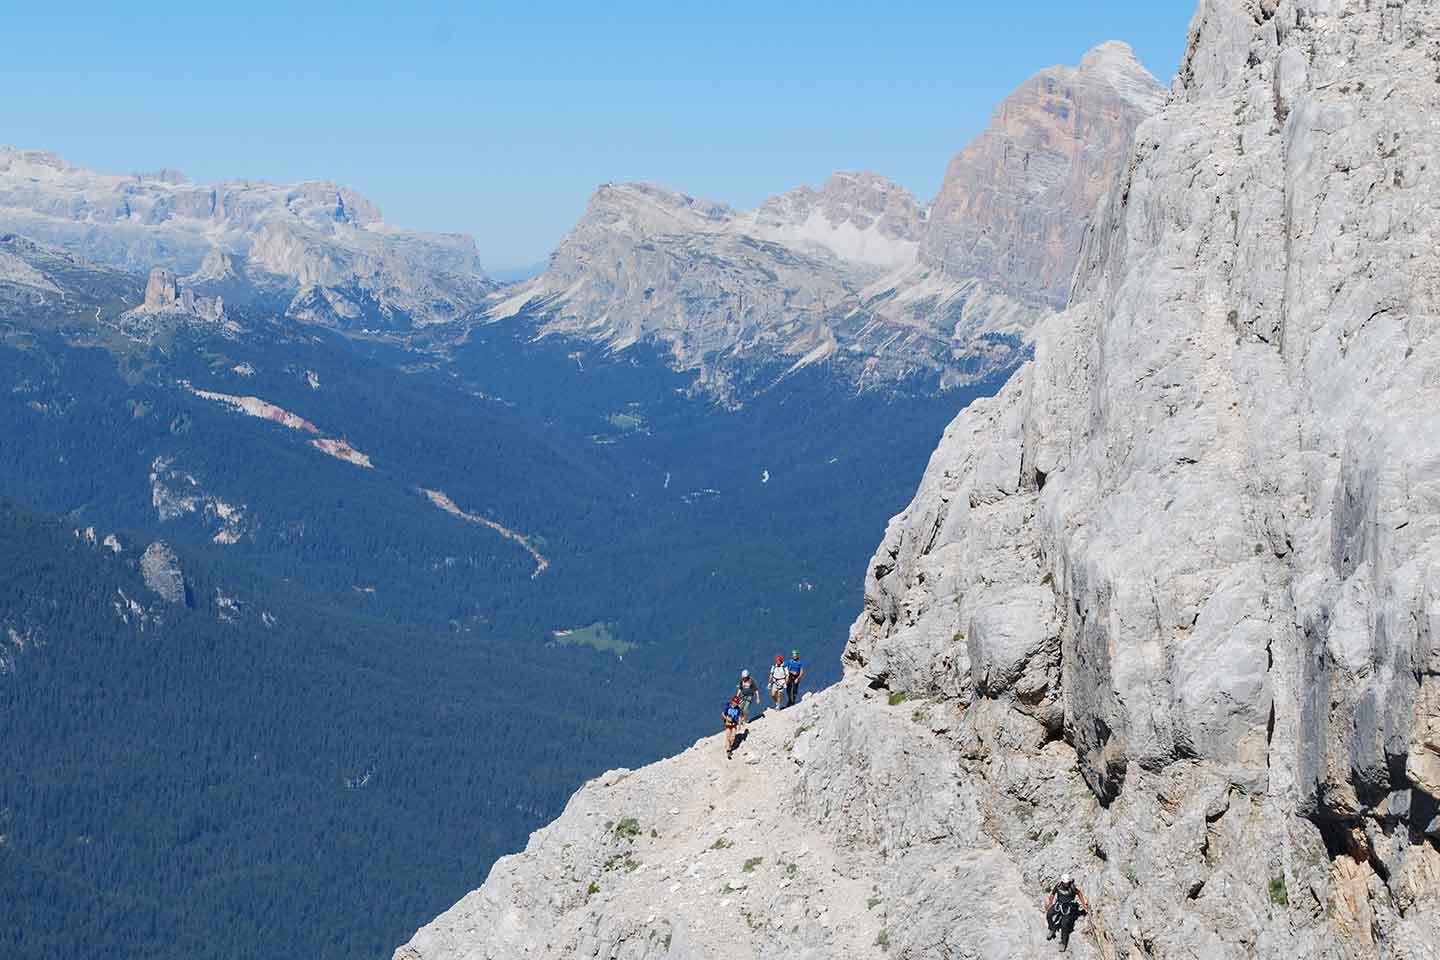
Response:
[[137, 266, 223, 321]]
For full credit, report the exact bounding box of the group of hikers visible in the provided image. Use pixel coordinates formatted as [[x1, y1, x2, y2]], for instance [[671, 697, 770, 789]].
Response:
[[714, 648, 1090, 951], [720, 649, 804, 759]]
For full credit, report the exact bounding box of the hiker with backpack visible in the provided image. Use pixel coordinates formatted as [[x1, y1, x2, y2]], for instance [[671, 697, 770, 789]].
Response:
[[722, 695, 743, 759], [768, 655, 789, 710], [785, 649, 805, 707], [735, 669, 760, 730]]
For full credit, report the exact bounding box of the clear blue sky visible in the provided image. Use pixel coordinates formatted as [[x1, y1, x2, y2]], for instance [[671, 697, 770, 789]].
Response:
[[3, 2, 1194, 269]]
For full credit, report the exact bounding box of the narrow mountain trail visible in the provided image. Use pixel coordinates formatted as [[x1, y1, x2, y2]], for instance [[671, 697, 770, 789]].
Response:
[[396, 683, 1079, 959]]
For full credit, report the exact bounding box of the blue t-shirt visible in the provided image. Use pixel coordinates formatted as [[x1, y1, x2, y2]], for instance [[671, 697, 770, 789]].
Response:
[[787, 658, 803, 677], [724, 703, 741, 723]]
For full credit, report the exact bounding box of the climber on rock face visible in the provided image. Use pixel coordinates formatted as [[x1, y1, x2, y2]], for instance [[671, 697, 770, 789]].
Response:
[[769, 655, 788, 710], [1045, 872, 1090, 952], [785, 649, 805, 707], [722, 695, 743, 759], [735, 669, 760, 730]]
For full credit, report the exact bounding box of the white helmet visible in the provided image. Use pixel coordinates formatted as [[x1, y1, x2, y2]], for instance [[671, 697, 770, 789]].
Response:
[[1060, 873, 1072, 884], [741, 669, 750, 679]]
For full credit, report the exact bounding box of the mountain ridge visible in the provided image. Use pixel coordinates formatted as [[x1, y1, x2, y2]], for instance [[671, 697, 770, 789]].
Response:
[[0, 145, 496, 330], [489, 42, 1164, 400]]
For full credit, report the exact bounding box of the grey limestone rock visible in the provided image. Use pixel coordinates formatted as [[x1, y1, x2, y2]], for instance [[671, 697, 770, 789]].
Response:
[[140, 541, 186, 606]]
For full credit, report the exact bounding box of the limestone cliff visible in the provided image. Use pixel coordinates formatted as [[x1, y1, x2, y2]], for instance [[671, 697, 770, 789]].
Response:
[[491, 46, 1162, 399], [922, 40, 1163, 308], [394, 2, 1440, 957]]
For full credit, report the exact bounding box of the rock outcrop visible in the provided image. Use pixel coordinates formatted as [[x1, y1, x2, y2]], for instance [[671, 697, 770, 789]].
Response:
[[139, 541, 186, 605], [0, 149, 496, 328], [491, 45, 1162, 400], [133, 266, 224, 321], [394, 2, 1440, 958]]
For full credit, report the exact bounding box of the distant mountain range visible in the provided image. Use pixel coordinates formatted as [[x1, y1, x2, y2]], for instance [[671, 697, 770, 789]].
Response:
[[0, 146, 496, 330], [1, 41, 1161, 401], [493, 41, 1164, 397]]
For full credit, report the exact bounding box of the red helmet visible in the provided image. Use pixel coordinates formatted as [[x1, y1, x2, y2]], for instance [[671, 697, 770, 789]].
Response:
[[731, 694, 741, 704], [775, 655, 784, 664]]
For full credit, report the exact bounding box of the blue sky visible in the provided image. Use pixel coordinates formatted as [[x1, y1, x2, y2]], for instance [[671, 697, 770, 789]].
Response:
[[3, 2, 1194, 269]]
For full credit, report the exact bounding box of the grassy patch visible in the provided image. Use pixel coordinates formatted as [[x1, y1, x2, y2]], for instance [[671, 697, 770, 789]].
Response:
[[887, 691, 910, 706], [743, 857, 764, 873], [613, 817, 642, 840], [876, 928, 890, 950], [710, 837, 732, 850], [586, 881, 600, 897], [867, 897, 881, 910], [603, 852, 639, 873], [552, 622, 636, 657], [1269, 875, 1288, 906]]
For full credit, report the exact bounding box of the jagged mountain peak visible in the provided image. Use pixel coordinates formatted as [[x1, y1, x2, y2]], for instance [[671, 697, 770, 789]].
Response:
[[921, 41, 1164, 308], [747, 171, 924, 269], [1074, 40, 1168, 109]]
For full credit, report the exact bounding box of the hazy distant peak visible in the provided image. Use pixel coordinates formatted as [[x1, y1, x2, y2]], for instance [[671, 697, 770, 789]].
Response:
[[0, 144, 496, 326]]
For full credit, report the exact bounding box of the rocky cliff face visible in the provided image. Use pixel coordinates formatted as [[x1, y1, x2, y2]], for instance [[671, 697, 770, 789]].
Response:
[[394, 2, 1440, 958], [491, 45, 1162, 400], [134, 266, 225, 321], [922, 40, 1163, 308], [0, 148, 495, 328]]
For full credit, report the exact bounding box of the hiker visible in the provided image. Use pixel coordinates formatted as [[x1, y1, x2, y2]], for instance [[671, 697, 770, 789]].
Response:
[[735, 669, 760, 730], [722, 695, 743, 759], [785, 649, 805, 707], [769, 655, 789, 710], [1045, 872, 1090, 951]]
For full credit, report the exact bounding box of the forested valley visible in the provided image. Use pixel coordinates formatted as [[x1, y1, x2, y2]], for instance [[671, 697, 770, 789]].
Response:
[[0, 291, 1006, 958]]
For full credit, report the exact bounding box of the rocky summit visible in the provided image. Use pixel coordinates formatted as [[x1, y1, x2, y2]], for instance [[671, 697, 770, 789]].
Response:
[[395, 1, 1440, 957], [0, 147, 496, 329], [491, 44, 1162, 400]]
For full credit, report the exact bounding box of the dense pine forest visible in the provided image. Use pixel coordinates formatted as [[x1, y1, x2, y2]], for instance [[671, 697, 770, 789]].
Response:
[[0, 295, 1008, 957]]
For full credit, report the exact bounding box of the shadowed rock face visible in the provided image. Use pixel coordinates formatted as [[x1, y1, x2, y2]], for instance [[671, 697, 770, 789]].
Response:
[[493, 45, 1163, 401], [0, 148, 495, 329], [393, 3, 1440, 958]]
